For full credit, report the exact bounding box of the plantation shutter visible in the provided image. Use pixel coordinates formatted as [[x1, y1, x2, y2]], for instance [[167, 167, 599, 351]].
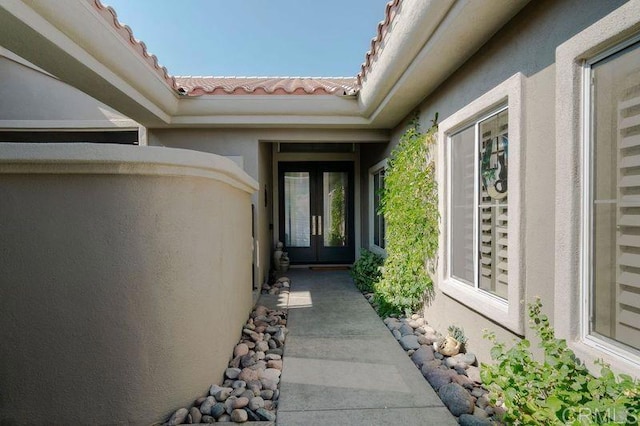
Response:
[[616, 71, 640, 346], [478, 112, 509, 299]]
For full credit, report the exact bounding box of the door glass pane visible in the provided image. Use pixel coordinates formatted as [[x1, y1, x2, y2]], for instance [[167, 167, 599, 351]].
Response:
[[284, 172, 310, 247], [450, 126, 475, 285], [478, 110, 508, 299], [591, 41, 640, 352], [323, 172, 348, 247]]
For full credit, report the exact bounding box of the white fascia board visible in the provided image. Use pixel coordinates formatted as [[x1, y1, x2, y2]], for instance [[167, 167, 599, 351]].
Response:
[[168, 114, 372, 128], [0, 0, 176, 125], [358, 0, 456, 116], [174, 95, 361, 117], [361, 0, 532, 128]]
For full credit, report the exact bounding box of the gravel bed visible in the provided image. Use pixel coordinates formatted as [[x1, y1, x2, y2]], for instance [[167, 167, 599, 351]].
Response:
[[162, 278, 290, 425], [363, 291, 506, 426]]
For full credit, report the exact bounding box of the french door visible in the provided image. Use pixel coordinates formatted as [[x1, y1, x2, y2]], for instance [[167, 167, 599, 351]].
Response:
[[278, 161, 355, 264]]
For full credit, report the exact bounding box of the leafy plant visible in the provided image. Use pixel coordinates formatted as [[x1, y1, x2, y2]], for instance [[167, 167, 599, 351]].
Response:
[[373, 118, 439, 316], [481, 298, 640, 425], [351, 248, 384, 293], [447, 325, 468, 345]]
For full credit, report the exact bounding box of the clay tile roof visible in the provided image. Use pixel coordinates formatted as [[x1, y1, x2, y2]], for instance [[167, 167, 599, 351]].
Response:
[[92, 0, 399, 96], [92, 0, 178, 90], [174, 76, 358, 96], [356, 0, 402, 86]]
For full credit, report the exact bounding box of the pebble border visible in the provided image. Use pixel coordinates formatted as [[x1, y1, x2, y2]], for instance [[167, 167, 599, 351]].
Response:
[[162, 275, 505, 425], [362, 291, 505, 426], [162, 277, 291, 425]]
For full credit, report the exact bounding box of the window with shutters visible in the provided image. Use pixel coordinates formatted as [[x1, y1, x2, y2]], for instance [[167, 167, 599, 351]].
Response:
[[556, 4, 640, 375], [449, 107, 509, 298], [438, 73, 524, 334], [369, 159, 387, 255], [586, 38, 640, 355]]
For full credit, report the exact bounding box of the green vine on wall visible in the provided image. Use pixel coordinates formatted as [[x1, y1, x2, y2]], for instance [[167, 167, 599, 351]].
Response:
[[374, 117, 439, 316]]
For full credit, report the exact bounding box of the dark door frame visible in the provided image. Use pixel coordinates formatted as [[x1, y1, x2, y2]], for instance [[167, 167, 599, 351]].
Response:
[[278, 161, 355, 264]]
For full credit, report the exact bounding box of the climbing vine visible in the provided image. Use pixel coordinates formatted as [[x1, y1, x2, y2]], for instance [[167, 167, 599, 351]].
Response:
[[374, 117, 439, 316]]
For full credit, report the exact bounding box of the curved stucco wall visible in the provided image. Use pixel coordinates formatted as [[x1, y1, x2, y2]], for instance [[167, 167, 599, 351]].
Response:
[[0, 144, 258, 425]]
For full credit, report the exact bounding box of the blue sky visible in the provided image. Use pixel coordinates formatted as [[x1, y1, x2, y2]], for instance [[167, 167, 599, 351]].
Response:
[[104, 0, 391, 77]]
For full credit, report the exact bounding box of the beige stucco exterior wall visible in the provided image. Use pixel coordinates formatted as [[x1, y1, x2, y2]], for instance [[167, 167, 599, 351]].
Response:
[[0, 144, 257, 425], [361, 0, 628, 364], [150, 129, 267, 289], [151, 128, 387, 284], [0, 49, 137, 129]]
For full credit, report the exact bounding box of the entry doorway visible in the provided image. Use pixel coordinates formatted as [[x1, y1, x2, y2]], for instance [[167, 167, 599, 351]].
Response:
[[278, 161, 355, 264]]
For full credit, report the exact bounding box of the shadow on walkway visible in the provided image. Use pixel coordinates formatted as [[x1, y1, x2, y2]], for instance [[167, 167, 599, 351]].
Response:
[[275, 269, 456, 426]]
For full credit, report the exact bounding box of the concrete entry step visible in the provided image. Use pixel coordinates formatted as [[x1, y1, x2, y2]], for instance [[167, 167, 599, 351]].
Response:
[[274, 269, 457, 426]]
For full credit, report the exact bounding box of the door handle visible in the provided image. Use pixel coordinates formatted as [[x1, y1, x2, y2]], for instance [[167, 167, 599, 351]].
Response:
[[312, 215, 316, 236], [318, 216, 322, 236]]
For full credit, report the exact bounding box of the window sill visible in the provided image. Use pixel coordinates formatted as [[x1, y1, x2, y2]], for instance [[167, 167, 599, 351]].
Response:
[[440, 277, 524, 335], [568, 338, 640, 380]]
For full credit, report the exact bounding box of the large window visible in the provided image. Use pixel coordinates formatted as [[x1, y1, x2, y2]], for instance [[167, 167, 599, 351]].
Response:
[[438, 73, 524, 334], [586, 38, 640, 355], [555, 2, 640, 376], [369, 159, 387, 254], [450, 108, 509, 299]]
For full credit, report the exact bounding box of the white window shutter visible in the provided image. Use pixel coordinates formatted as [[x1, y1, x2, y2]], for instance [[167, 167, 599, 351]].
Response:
[[616, 79, 640, 346]]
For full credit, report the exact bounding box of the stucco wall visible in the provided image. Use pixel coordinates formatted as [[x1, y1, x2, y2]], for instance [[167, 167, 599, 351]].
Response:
[[0, 144, 257, 425], [362, 0, 627, 363], [150, 128, 265, 290], [151, 128, 388, 286], [0, 49, 137, 129]]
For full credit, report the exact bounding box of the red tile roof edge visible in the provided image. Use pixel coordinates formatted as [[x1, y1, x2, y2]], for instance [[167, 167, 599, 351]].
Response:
[[184, 86, 343, 96], [91, 0, 399, 95], [356, 0, 402, 87], [91, 0, 178, 90], [174, 76, 358, 97]]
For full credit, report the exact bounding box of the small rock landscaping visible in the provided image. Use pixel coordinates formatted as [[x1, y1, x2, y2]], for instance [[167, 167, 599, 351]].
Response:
[[162, 278, 290, 425], [364, 292, 503, 426], [162, 273, 502, 425]]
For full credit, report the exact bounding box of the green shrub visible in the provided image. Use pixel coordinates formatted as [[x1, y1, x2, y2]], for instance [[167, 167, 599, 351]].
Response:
[[374, 119, 439, 316], [481, 298, 640, 425], [350, 248, 384, 293]]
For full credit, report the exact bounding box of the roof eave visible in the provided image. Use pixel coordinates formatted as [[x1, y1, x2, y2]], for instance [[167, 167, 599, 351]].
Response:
[[359, 0, 532, 129], [1, 0, 531, 130], [166, 94, 366, 128], [0, 0, 178, 126]]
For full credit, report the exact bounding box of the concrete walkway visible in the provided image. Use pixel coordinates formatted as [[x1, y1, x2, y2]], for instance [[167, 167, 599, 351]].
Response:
[[273, 269, 457, 426]]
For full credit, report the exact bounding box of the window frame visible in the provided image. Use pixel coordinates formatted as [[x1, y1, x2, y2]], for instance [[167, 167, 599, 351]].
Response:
[[555, 0, 640, 377], [582, 36, 640, 364], [368, 158, 388, 255], [438, 73, 525, 335]]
